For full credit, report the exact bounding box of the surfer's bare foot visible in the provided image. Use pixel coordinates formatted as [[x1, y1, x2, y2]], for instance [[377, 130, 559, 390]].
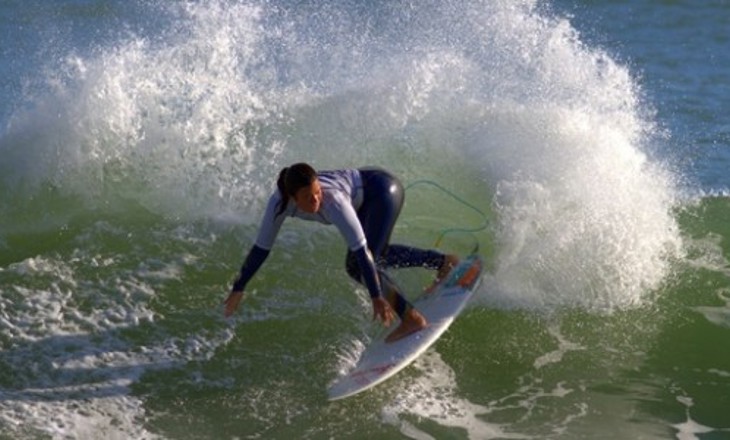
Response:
[[385, 309, 427, 343], [438, 254, 459, 280], [425, 254, 459, 293]]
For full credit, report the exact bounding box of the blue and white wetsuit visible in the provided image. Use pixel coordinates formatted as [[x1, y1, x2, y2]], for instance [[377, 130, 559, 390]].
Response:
[[232, 167, 446, 316]]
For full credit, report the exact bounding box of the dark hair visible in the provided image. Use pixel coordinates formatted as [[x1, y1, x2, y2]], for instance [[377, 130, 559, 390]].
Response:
[[275, 162, 317, 216]]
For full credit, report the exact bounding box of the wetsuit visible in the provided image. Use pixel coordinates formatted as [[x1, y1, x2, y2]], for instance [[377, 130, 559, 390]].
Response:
[[232, 167, 447, 317]]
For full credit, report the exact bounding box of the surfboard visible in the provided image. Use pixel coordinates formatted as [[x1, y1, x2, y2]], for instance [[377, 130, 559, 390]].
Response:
[[327, 254, 483, 401]]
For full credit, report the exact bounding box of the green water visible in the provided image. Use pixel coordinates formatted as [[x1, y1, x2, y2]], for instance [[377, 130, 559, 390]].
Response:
[[3, 187, 729, 438]]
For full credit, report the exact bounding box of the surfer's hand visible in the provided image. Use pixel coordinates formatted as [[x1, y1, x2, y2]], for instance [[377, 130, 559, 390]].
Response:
[[372, 297, 395, 327], [223, 290, 244, 317]]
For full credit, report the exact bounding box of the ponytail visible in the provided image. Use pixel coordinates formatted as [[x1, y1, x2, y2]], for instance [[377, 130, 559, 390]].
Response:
[[275, 163, 317, 216]]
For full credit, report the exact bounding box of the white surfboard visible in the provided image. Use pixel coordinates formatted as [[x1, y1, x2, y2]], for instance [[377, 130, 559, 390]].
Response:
[[327, 254, 483, 401]]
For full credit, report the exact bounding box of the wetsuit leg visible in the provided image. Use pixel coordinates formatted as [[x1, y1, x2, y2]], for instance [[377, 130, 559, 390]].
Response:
[[345, 168, 408, 316], [355, 168, 404, 259], [345, 168, 445, 317], [383, 244, 446, 270]]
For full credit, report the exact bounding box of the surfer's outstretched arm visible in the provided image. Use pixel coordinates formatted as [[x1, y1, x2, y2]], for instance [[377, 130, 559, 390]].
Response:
[[224, 245, 269, 317]]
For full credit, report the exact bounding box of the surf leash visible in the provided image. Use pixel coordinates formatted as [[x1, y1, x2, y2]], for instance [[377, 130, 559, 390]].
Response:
[[404, 179, 488, 254]]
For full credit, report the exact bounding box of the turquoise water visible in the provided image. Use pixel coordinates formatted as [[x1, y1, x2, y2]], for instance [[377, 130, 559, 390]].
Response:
[[1, 1, 729, 438]]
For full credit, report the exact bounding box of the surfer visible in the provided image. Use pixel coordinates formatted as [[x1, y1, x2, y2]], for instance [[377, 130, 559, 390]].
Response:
[[223, 163, 458, 342]]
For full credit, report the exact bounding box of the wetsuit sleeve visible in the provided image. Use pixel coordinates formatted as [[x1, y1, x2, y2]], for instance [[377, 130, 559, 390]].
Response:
[[254, 192, 288, 251], [232, 245, 269, 292], [324, 192, 367, 251], [322, 191, 380, 297], [232, 191, 285, 292], [353, 246, 383, 298]]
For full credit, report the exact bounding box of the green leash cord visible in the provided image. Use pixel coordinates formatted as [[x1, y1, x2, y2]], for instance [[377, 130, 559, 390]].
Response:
[[404, 179, 489, 254]]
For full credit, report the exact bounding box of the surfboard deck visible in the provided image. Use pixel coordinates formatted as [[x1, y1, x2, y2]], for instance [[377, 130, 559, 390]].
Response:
[[327, 254, 483, 401]]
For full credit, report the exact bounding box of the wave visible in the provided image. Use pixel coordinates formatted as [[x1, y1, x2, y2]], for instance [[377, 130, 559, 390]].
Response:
[[0, 0, 683, 314]]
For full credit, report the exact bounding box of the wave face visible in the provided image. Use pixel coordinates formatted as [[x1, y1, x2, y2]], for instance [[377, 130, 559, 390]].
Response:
[[0, 0, 682, 312]]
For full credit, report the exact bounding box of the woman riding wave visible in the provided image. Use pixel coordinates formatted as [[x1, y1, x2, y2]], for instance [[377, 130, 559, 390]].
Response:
[[223, 163, 457, 342]]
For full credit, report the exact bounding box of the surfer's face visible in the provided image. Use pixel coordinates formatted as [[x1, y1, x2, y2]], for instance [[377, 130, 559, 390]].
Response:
[[294, 179, 322, 213]]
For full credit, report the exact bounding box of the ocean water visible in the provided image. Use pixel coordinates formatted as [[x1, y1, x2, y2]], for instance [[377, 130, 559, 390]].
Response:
[[1, 0, 729, 439]]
